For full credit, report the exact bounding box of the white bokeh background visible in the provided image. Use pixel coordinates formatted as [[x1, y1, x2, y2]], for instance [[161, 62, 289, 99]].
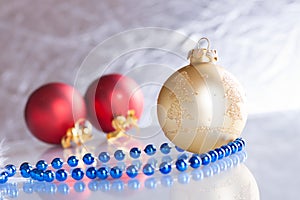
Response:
[[0, 0, 300, 199]]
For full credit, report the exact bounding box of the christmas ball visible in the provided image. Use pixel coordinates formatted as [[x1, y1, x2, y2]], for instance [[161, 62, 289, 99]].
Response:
[[85, 74, 144, 133], [157, 44, 247, 154], [25, 83, 86, 144]]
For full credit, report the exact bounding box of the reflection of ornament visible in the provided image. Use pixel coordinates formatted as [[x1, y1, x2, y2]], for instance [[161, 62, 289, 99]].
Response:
[[85, 74, 144, 136], [157, 38, 247, 154], [25, 83, 87, 144]]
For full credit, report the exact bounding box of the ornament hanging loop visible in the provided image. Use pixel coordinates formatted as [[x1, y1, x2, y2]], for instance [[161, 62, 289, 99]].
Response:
[[61, 119, 93, 148], [197, 37, 210, 50], [188, 37, 218, 64]]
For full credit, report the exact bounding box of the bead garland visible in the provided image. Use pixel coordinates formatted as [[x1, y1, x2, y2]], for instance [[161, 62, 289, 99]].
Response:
[[0, 151, 247, 198], [0, 138, 245, 185]]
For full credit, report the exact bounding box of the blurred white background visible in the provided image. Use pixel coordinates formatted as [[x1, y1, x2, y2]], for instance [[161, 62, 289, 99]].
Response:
[[0, 0, 300, 199]]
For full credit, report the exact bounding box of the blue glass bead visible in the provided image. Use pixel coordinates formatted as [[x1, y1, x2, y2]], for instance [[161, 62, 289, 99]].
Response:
[[126, 165, 138, 178], [67, 156, 79, 167], [36, 160, 48, 170], [221, 145, 232, 157], [30, 168, 44, 181], [20, 162, 32, 178], [215, 148, 226, 160], [56, 169, 68, 181], [200, 153, 211, 165], [5, 164, 16, 177], [86, 167, 97, 179], [0, 172, 8, 184], [160, 143, 171, 154], [236, 138, 246, 146], [43, 170, 55, 182], [159, 162, 172, 174], [189, 155, 201, 169], [51, 158, 63, 169], [144, 144, 157, 156], [74, 181, 85, 193], [114, 150, 125, 161], [142, 164, 154, 176], [228, 142, 238, 154], [129, 147, 141, 159], [97, 167, 109, 180], [71, 168, 84, 180], [208, 150, 218, 162], [175, 159, 188, 172], [110, 166, 122, 179], [234, 140, 244, 152], [98, 152, 110, 163], [175, 146, 185, 152], [83, 153, 94, 165]]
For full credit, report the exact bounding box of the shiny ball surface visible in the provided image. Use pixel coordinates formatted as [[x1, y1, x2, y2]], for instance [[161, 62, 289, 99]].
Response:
[[85, 74, 144, 133], [25, 83, 86, 144]]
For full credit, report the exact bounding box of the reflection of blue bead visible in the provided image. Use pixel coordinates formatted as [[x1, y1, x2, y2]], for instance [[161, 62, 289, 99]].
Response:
[[20, 162, 32, 178], [117, 162, 126, 171], [44, 183, 56, 194], [160, 143, 171, 154], [74, 181, 85, 193], [189, 155, 201, 169], [144, 177, 157, 189], [128, 179, 140, 190], [132, 160, 142, 170], [36, 160, 48, 171], [67, 156, 79, 167], [83, 153, 94, 165], [159, 162, 171, 174], [88, 181, 98, 191], [175, 146, 185, 152], [178, 172, 190, 184], [221, 145, 232, 157], [210, 163, 220, 174], [5, 164, 16, 177], [98, 152, 110, 163], [56, 169, 68, 181], [98, 180, 110, 192], [175, 159, 187, 171], [51, 158, 63, 169], [228, 142, 238, 154], [147, 158, 158, 168], [114, 150, 125, 161], [23, 182, 33, 193], [130, 147, 141, 159], [142, 164, 154, 176], [202, 166, 213, 177], [218, 160, 227, 171], [57, 183, 69, 195], [97, 167, 109, 180], [144, 144, 157, 156], [191, 169, 203, 181], [215, 148, 225, 160], [126, 165, 138, 178], [200, 153, 211, 165], [161, 175, 173, 187], [111, 180, 124, 191], [86, 167, 97, 179], [0, 172, 8, 184], [208, 150, 218, 162], [234, 140, 244, 152], [71, 168, 84, 180], [110, 167, 122, 179], [225, 158, 233, 168], [43, 170, 55, 182]]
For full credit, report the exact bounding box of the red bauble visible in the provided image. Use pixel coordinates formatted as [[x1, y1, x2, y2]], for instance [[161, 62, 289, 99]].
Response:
[[85, 74, 144, 133], [25, 83, 86, 144]]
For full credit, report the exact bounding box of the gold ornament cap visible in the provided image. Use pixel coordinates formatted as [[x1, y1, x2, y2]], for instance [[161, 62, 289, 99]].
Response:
[[187, 37, 218, 65]]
